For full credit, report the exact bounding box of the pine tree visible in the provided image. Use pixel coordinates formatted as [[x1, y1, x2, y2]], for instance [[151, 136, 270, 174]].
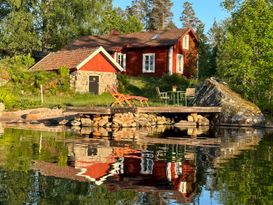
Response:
[[180, 1, 199, 29], [127, 0, 149, 30], [180, 1, 210, 79], [148, 0, 173, 30]]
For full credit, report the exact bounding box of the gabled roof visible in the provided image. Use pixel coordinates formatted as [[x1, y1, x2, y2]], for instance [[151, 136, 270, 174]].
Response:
[[30, 46, 123, 72], [63, 28, 195, 52]]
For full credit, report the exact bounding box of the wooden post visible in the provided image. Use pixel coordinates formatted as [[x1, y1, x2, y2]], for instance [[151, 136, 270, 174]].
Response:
[[40, 84, 44, 104]]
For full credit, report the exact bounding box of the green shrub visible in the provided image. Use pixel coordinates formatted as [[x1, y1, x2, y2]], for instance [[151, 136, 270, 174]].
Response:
[[8, 54, 35, 68], [0, 89, 16, 108], [117, 74, 130, 93], [58, 66, 70, 78]]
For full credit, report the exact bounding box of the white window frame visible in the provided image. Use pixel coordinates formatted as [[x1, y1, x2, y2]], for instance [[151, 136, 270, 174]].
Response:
[[142, 53, 155, 73], [117, 53, 126, 71], [177, 54, 184, 74], [183, 35, 189, 50]]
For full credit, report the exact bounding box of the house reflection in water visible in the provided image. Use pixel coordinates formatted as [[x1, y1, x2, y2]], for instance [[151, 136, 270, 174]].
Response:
[[67, 141, 198, 203]]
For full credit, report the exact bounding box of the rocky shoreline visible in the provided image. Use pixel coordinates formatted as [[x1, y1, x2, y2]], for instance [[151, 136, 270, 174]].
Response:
[[1, 77, 273, 130]]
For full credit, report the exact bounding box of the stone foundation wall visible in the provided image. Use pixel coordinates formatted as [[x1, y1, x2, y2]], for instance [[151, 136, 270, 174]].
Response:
[[70, 71, 117, 94]]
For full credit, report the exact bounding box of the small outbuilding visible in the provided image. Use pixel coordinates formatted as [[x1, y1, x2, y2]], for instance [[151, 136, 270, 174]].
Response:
[[30, 46, 123, 95]]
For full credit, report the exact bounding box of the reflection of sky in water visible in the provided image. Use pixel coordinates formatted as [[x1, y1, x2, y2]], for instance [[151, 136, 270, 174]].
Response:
[[0, 127, 271, 204], [199, 189, 221, 205]]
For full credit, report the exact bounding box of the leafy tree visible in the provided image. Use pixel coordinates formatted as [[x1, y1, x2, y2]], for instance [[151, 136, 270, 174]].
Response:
[[1, 0, 142, 55], [217, 0, 273, 108], [0, 1, 40, 55], [100, 8, 143, 34]]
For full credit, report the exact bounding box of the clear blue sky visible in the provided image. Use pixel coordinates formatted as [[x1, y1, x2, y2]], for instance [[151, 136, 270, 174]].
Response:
[[113, 0, 229, 32]]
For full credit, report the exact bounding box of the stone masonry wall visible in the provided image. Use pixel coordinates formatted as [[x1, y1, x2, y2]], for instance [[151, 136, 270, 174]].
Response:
[[70, 71, 117, 94]]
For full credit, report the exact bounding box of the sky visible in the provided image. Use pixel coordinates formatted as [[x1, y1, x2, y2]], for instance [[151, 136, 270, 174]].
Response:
[[112, 0, 229, 32]]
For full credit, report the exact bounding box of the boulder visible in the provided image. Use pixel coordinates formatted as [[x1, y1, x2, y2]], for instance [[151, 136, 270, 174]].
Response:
[[81, 118, 92, 127], [187, 115, 195, 122], [59, 119, 69, 125], [197, 116, 210, 126], [71, 120, 81, 126], [192, 78, 265, 126], [174, 120, 196, 128], [80, 127, 92, 135], [98, 116, 109, 127]]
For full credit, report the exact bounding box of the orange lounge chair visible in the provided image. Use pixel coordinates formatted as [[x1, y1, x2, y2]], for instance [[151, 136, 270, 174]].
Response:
[[108, 85, 148, 107]]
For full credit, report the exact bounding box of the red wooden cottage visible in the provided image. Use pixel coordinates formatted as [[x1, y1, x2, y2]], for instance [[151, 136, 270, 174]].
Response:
[[62, 28, 199, 77], [31, 28, 198, 94], [31, 46, 123, 94]]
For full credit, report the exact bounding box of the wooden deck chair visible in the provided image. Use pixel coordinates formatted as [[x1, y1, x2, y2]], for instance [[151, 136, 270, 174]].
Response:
[[108, 86, 149, 107], [155, 87, 169, 104], [185, 88, 196, 106], [107, 85, 132, 107], [112, 86, 149, 106]]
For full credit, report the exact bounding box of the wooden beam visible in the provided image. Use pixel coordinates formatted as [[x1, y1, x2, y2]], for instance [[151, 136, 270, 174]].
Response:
[[137, 106, 222, 114], [66, 106, 222, 115], [66, 106, 111, 115]]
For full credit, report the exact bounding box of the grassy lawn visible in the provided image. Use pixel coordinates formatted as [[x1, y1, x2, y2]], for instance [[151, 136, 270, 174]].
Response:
[[2, 71, 196, 110], [15, 92, 164, 110]]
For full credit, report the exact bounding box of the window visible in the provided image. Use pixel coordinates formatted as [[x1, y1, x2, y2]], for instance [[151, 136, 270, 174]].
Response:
[[183, 35, 189, 49], [143, 53, 155, 73], [117, 53, 126, 70], [177, 54, 184, 73]]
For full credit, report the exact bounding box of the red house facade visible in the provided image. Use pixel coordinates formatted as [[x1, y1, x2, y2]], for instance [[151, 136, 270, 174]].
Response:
[[31, 28, 198, 94], [60, 28, 199, 77]]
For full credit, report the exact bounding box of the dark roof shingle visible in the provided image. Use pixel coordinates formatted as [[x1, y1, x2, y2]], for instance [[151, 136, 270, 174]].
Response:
[[62, 28, 190, 52]]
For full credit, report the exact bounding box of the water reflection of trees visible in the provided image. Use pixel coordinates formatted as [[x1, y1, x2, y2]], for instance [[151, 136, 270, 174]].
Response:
[[0, 129, 69, 171], [0, 126, 270, 204], [0, 169, 138, 205], [215, 135, 273, 205]]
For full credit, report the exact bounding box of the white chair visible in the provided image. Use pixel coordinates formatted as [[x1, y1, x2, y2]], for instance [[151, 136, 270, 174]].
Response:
[[185, 88, 196, 106], [156, 87, 169, 104]]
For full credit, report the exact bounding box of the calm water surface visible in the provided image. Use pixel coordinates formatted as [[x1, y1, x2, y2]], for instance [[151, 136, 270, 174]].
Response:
[[0, 125, 272, 205]]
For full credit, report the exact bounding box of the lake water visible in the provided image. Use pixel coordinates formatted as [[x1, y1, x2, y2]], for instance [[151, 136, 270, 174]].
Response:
[[0, 125, 272, 205]]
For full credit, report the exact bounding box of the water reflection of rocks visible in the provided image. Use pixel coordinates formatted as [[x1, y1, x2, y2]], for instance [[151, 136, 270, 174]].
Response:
[[213, 127, 263, 166]]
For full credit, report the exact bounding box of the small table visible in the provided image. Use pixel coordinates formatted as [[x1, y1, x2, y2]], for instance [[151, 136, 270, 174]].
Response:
[[167, 91, 186, 105]]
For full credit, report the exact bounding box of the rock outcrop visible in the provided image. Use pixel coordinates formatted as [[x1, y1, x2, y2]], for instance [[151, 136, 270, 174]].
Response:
[[192, 78, 265, 126]]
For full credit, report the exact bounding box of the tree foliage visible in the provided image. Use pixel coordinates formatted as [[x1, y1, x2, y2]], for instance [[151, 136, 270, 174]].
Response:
[[180, 1, 200, 29], [127, 0, 149, 30], [180, 1, 211, 79], [100, 8, 143, 34], [0, 0, 142, 56], [217, 0, 273, 108], [128, 0, 174, 31], [148, 0, 173, 30]]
